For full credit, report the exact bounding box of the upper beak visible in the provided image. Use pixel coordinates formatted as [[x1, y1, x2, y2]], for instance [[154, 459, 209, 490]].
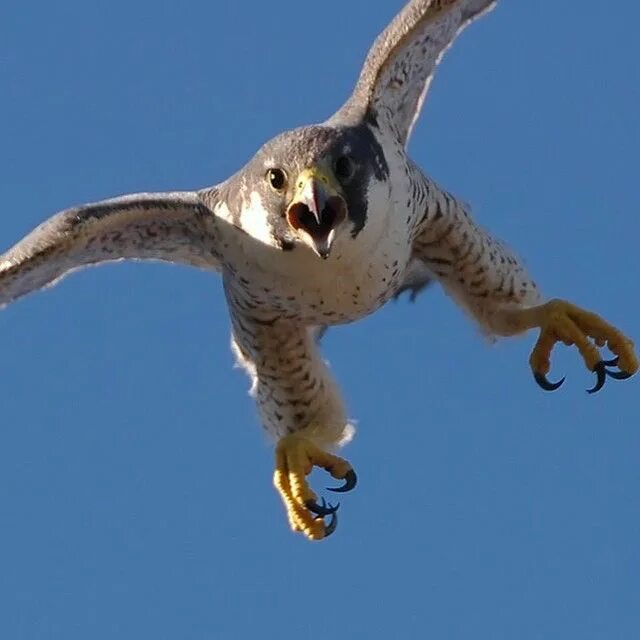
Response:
[[287, 167, 346, 259]]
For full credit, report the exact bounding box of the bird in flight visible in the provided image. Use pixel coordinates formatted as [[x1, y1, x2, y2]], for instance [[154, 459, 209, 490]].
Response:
[[1, 0, 637, 540]]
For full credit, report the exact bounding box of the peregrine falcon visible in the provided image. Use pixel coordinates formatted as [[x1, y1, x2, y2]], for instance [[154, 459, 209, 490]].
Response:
[[1, 0, 637, 540]]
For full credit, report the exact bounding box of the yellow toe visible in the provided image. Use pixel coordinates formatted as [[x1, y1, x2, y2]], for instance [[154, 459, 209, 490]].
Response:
[[527, 299, 638, 390], [273, 434, 355, 541]]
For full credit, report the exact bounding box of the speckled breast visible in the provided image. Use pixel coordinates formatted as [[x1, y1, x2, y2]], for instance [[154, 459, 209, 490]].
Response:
[[223, 228, 412, 326]]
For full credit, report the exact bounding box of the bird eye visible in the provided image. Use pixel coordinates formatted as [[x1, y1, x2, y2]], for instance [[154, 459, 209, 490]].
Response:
[[266, 168, 287, 191], [334, 155, 354, 181]]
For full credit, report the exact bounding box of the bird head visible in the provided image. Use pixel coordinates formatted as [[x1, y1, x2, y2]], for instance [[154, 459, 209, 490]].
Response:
[[225, 124, 390, 259]]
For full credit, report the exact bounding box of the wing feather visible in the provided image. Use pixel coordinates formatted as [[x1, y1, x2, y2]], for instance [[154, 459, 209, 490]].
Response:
[[0, 191, 221, 308], [330, 0, 496, 145]]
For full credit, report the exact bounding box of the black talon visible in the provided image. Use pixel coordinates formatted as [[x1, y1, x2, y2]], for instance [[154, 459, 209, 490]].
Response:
[[305, 497, 340, 517], [327, 469, 358, 493], [323, 512, 338, 538], [605, 369, 632, 380], [587, 362, 607, 394], [533, 372, 565, 392], [587, 359, 633, 394]]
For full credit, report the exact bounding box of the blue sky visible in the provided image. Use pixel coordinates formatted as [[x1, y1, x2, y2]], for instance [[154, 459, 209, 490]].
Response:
[[1, 1, 639, 638]]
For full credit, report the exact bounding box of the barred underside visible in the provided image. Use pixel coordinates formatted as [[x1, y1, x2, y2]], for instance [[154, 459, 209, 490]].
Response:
[[408, 164, 541, 336], [229, 310, 355, 448]]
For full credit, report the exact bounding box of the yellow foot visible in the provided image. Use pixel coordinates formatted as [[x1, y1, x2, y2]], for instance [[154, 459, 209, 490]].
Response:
[[273, 434, 357, 541], [528, 299, 638, 393]]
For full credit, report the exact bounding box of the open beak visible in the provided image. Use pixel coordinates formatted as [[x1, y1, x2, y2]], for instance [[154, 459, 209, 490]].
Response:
[[287, 167, 346, 259]]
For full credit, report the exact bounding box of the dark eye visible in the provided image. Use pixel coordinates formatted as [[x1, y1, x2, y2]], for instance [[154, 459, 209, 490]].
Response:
[[334, 155, 354, 181], [266, 168, 287, 191]]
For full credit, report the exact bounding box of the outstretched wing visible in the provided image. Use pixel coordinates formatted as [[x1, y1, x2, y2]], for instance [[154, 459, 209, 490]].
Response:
[[330, 0, 496, 145], [0, 191, 221, 308]]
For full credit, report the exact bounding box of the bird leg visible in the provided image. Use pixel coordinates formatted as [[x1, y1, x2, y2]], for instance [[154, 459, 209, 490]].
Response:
[[273, 434, 357, 540], [495, 299, 637, 393]]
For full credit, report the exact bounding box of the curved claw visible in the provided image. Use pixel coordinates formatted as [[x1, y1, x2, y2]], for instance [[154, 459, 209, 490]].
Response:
[[533, 372, 565, 392], [305, 497, 340, 517], [605, 369, 632, 380], [587, 362, 607, 394], [327, 469, 358, 493], [587, 360, 634, 394], [323, 512, 338, 538]]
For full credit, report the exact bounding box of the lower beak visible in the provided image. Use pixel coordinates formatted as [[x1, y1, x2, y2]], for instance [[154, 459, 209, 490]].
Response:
[[287, 168, 346, 259]]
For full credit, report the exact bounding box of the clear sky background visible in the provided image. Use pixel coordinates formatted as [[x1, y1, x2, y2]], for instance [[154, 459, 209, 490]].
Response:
[[1, 1, 638, 638]]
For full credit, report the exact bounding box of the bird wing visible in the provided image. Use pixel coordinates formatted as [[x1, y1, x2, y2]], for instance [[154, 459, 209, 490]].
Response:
[[393, 257, 433, 301], [0, 191, 222, 308], [330, 0, 496, 146], [405, 161, 541, 335]]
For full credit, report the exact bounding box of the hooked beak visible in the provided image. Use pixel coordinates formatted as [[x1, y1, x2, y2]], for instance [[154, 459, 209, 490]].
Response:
[[286, 167, 346, 259]]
